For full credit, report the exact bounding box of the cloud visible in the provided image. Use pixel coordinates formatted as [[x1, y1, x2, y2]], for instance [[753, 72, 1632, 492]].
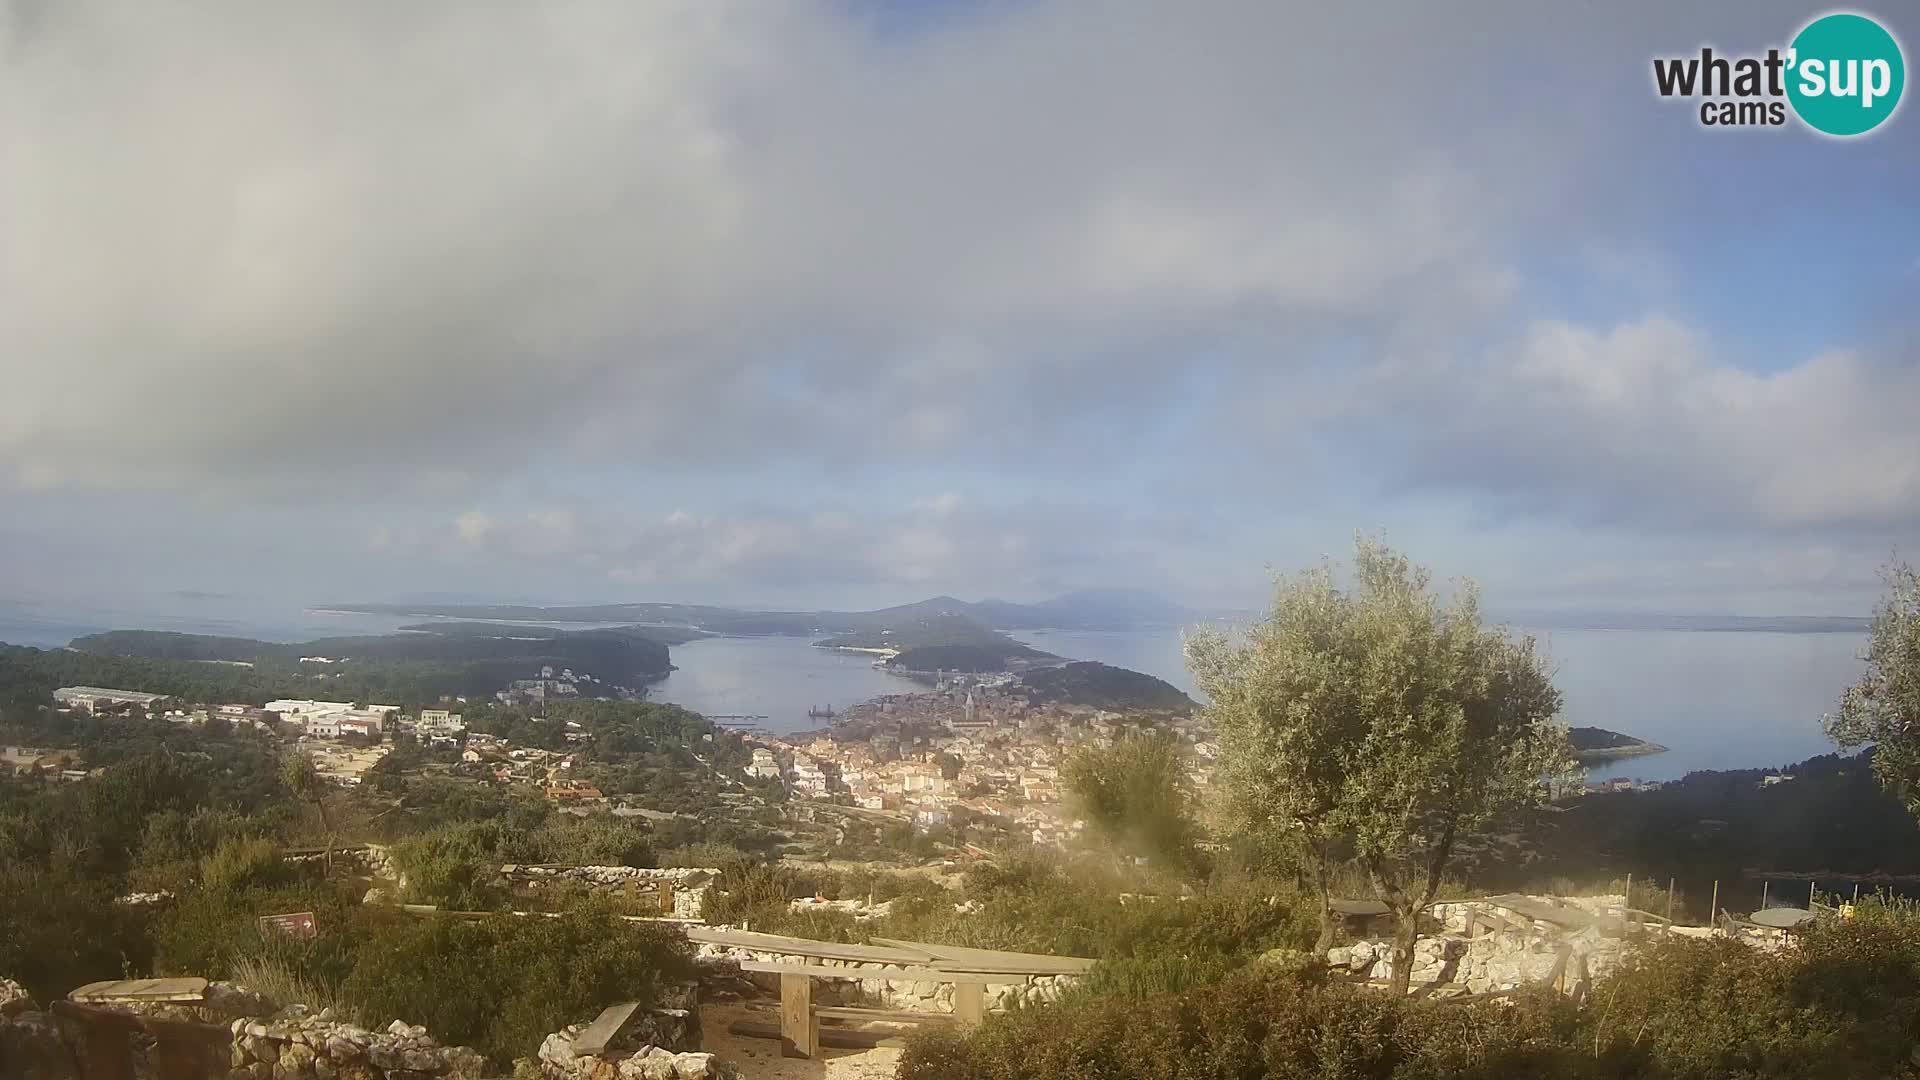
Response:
[[421, 496, 1200, 601], [1, 0, 1913, 613], [0, 0, 1554, 493], [1369, 317, 1920, 531]]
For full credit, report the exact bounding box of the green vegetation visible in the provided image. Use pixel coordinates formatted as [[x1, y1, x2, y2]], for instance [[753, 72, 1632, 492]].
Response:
[[817, 614, 1054, 673], [1488, 749, 1920, 915], [1018, 661, 1195, 713], [901, 910, 1920, 1080], [340, 906, 695, 1062], [707, 853, 1319, 969], [1188, 538, 1575, 986], [1569, 726, 1663, 757], [1061, 733, 1200, 872], [1826, 558, 1920, 818], [64, 625, 672, 700], [396, 621, 707, 646]]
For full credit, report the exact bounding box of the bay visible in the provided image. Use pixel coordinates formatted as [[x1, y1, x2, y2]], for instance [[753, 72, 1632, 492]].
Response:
[[1019, 625, 1867, 783], [2, 597, 1871, 783], [646, 635, 914, 729]]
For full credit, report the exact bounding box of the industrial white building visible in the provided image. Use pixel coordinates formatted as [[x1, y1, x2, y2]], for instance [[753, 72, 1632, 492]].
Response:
[[52, 686, 168, 714]]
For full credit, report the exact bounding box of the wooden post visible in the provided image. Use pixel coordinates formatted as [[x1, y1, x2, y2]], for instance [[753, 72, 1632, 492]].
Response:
[[659, 879, 674, 916], [954, 981, 985, 1027], [1761, 881, 1769, 910], [1624, 873, 1633, 933], [1810, 880, 1817, 908], [779, 972, 817, 1059], [1709, 881, 1719, 930], [1666, 879, 1675, 923]]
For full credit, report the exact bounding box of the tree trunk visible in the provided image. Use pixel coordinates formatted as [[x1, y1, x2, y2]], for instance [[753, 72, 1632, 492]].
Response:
[[1310, 843, 1336, 955], [1387, 905, 1419, 996], [315, 797, 335, 873]]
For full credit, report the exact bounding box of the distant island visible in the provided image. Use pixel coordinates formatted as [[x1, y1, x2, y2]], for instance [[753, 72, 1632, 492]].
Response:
[[1568, 726, 1668, 763], [53, 623, 676, 702], [327, 587, 1198, 635], [1019, 661, 1195, 715], [814, 614, 1058, 674]]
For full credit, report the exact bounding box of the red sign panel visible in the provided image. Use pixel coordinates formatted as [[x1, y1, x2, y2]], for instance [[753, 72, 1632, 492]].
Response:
[[258, 912, 317, 939]]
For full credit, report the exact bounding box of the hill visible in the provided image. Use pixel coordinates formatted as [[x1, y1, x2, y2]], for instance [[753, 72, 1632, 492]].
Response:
[[57, 625, 672, 702], [394, 621, 708, 646], [1569, 726, 1667, 761], [1017, 661, 1196, 714], [816, 614, 1058, 674], [330, 588, 1196, 634]]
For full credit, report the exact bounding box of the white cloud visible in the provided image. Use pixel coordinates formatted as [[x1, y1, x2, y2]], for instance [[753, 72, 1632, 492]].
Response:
[[1380, 317, 1920, 530], [0, 0, 1547, 493]]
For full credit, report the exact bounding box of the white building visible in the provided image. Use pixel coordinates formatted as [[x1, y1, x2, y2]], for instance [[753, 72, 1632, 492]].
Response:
[[789, 754, 832, 797], [743, 747, 782, 781], [52, 686, 168, 714], [417, 709, 466, 736], [265, 699, 356, 721], [339, 709, 389, 732], [304, 718, 342, 739]]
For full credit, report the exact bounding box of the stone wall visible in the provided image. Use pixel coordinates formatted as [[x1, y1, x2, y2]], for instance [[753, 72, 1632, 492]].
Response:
[[1327, 895, 1632, 995], [227, 1010, 490, 1080], [0, 980, 491, 1080], [693, 945, 1076, 1013], [501, 867, 715, 920], [285, 845, 397, 883], [536, 1026, 731, 1080]]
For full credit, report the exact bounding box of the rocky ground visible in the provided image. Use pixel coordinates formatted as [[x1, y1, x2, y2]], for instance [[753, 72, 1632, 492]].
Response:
[[700, 1004, 903, 1080]]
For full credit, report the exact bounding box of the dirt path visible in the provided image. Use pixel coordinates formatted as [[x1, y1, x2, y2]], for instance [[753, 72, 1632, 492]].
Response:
[[702, 1002, 905, 1080]]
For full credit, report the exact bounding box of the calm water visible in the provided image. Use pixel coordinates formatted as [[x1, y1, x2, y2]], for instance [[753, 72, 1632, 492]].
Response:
[[1020, 625, 1868, 783], [2, 599, 1868, 781], [647, 636, 914, 729]]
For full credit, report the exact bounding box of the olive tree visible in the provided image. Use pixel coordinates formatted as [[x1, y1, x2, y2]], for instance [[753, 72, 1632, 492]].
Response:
[[1826, 560, 1920, 815], [1187, 537, 1574, 993], [1061, 731, 1199, 874]]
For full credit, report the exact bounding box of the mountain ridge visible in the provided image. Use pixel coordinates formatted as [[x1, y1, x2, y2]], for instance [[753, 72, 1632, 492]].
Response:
[[329, 589, 1199, 634]]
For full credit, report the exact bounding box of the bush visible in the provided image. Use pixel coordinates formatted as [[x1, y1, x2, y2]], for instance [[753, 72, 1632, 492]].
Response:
[[903, 917, 1920, 1080], [0, 860, 144, 1003], [899, 968, 1589, 1080], [1587, 929, 1918, 1077], [338, 906, 696, 1064], [199, 836, 293, 895]]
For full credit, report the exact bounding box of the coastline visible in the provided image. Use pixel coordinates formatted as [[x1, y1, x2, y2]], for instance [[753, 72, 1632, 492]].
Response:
[[1576, 740, 1670, 764]]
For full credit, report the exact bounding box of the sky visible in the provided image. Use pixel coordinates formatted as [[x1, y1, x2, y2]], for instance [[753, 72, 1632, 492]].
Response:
[[1, 0, 1917, 619]]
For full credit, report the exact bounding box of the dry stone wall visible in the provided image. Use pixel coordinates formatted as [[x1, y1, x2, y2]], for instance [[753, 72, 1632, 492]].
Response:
[[500, 867, 716, 920], [0, 980, 491, 1080], [693, 945, 1076, 1012], [1327, 895, 1633, 994], [536, 1026, 731, 1080], [227, 1010, 490, 1080]]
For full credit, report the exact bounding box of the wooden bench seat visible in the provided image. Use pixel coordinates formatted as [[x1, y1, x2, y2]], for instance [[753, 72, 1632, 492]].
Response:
[[813, 1006, 957, 1024]]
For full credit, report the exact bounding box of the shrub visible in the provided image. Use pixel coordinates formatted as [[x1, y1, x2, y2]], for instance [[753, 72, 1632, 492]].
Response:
[[199, 836, 293, 895], [903, 917, 1920, 1080], [1587, 930, 1916, 1077], [898, 968, 1590, 1080], [0, 860, 143, 1003], [338, 906, 696, 1064]]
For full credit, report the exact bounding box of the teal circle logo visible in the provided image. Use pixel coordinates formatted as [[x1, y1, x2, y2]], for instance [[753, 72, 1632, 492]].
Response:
[[1787, 13, 1905, 136]]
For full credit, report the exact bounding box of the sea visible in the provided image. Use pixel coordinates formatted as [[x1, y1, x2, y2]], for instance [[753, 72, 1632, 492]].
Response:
[[0, 599, 1867, 783]]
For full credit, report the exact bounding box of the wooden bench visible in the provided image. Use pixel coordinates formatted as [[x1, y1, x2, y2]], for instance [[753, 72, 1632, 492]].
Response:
[[703, 929, 1096, 1061], [813, 1005, 958, 1025], [737, 960, 1021, 1058]]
